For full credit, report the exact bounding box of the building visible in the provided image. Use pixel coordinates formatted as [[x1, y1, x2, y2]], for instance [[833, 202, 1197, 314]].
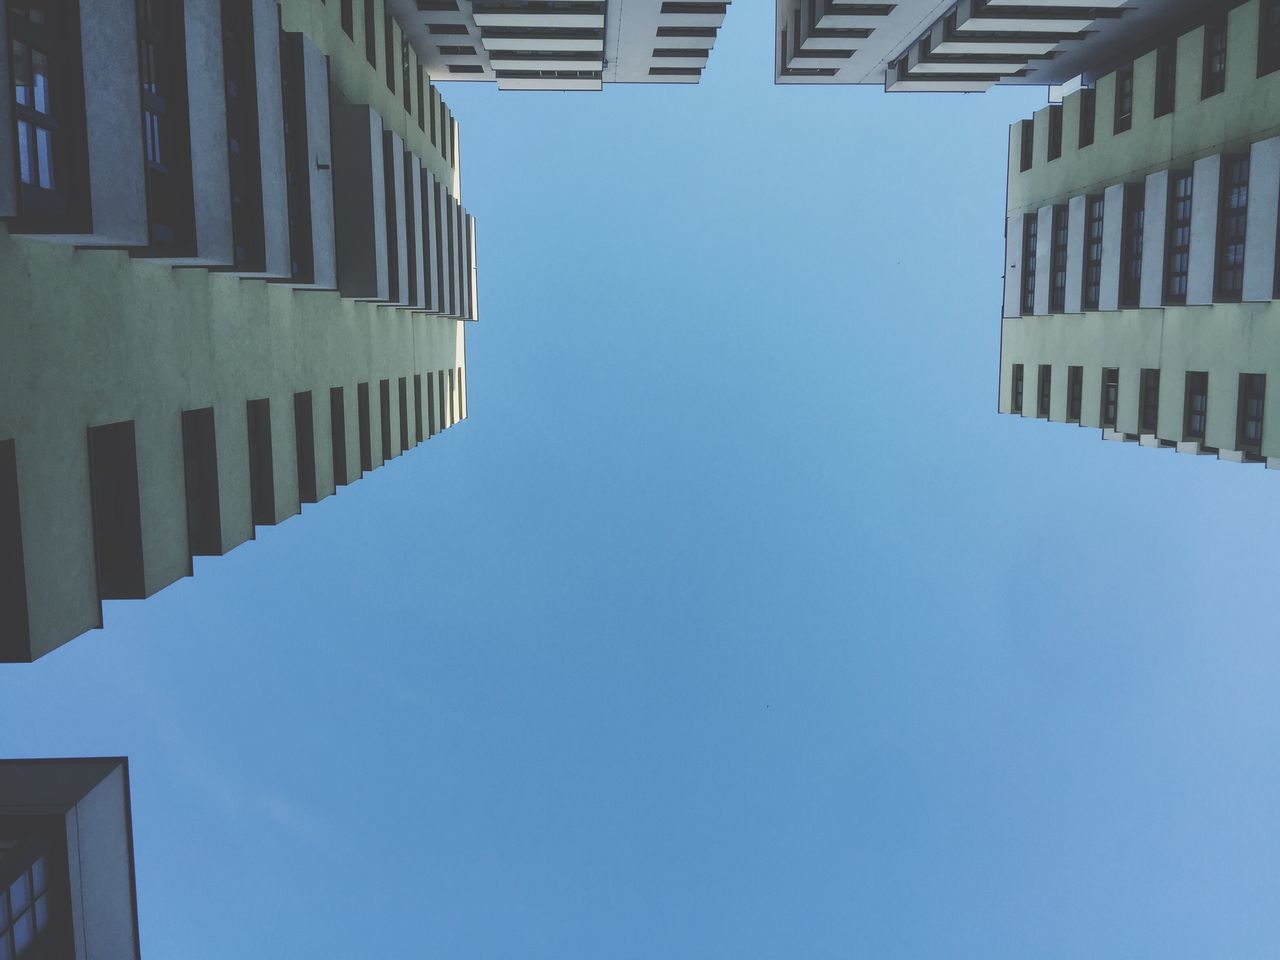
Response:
[[403, 0, 732, 91], [999, 0, 1280, 467], [775, 0, 1215, 93], [0, 757, 141, 960], [1, 0, 479, 662]]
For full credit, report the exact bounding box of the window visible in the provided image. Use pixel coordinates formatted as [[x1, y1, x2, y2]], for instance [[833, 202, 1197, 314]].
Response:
[[1047, 105, 1062, 161], [1216, 154, 1249, 302], [1114, 65, 1133, 133], [414, 374, 423, 442], [1238, 373, 1266, 453], [0, 855, 51, 957], [417, 67, 425, 130], [341, 0, 353, 38], [137, 0, 196, 252], [280, 33, 313, 283], [8, 2, 89, 226], [1120, 184, 1144, 308], [0, 440, 29, 656], [437, 369, 447, 429], [1082, 195, 1104, 310], [1164, 171, 1193, 304], [448, 368, 456, 424], [1139, 369, 1160, 434], [382, 132, 399, 303], [398, 377, 409, 452], [1184, 372, 1208, 441], [1100, 368, 1119, 429], [1019, 119, 1033, 172], [379, 378, 392, 461], [1261, 0, 1280, 76], [1037, 364, 1052, 418], [1203, 16, 1227, 98], [1078, 87, 1096, 148], [385, 11, 396, 91], [403, 40, 412, 112], [294, 391, 317, 504], [403, 153, 417, 306], [246, 398, 275, 526], [357, 382, 372, 473], [222, 0, 264, 271], [427, 371, 437, 436], [1067, 366, 1083, 423], [364, 0, 377, 67], [181, 408, 221, 558], [87, 421, 145, 600], [330, 386, 348, 486], [429, 87, 437, 146], [1155, 43, 1176, 117], [1049, 204, 1068, 312], [1011, 364, 1025, 414], [1021, 213, 1037, 315]]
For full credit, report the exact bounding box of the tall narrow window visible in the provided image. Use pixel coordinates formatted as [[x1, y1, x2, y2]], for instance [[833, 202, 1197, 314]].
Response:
[[417, 66, 426, 130], [1037, 365, 1052, 418], [222, 0, 264, 271], [450, 120, 457, 170], [1184, 372, 1209, 441], [1067, 366, 1083, 423], [1047, 105, 1062, 161], [402, 39, 412, 111], [1216, 154, 1249, 302], [1261, 0, 1280, 76], [429, 87, 437, 146], [8, 2, 89, 227], [1139, 369, 1160, 434], [398, 377, 409, 452], [1114, 65, 1133, 134], [87, 422, 146, 600], [330, 386, 348, 486], [341, 0, 354, 38], [1237, 373, 1266, 454], [437, 369, 446, 430], [1078, 87, 1096, 148], [1203, 16, 1227, 98], [294, 391, 317, 505], [357, 382, 372, 473], [1019, 118, 1033, 171], [404, 152, 417, 306], [414, 374, 423, 442], [280, 33, 313, 283], [427, 371, 437, 436], [1049, 204, 1068, 312], [384, 11, 396, 91], [365, 0, 377, 67], [1082, 195, 1104, 310], [246, 399, 275, 526], [1154, 43, 1176, 117], [0, 440, 29, 657], [379, 378, 392, 460], [1021, 213, 1037, 315], [137, 0, 195, 252], [1120, 184, 1144, 308], [1100, 368, 1119, 429], [1164, 171, 1193, 304], [1011, 364, 1025, 414], [181, 408, 222, 558]]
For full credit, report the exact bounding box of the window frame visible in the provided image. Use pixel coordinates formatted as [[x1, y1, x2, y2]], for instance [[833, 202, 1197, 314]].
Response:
[[1011, 364, 1024, 415], [1046, 104, 1062, 161], [1078, 87, 1096, 148], [1261, 0, 1280, 77], [1113, 64, 1133, 134], [1183, 371, 1209, 442], [1119, 183, 1144, 309], [1214, 153, 1249, 302], [1037, 364, 1052, 418], [1202, 15, 1227, 99], [1154, 42, 1176, 117], [1164, 169, 1193, 304], [1139, 368, 1160, 434], [1021, 213, 1038, 315], [1019, 119, 1033, 172], [1100, 367, 1119, 429], [1082, 194, 1104, 310], [1049, 203, 1068, 312], [1067, 366, 1084, 423], [1237, 373, 1266, 454]]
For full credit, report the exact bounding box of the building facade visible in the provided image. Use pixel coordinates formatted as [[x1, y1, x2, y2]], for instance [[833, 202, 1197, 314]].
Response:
[[775, 0, 1215, 93], [1, 0, 479, 662], [999, 0, 1280, 467], [0, 757, 141, 960], [402, 0, 732, 91]]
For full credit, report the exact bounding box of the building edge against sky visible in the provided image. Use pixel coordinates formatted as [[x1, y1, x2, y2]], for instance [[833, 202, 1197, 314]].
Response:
[[0, 0, 478, 663], [999, 0, 1280, 469]]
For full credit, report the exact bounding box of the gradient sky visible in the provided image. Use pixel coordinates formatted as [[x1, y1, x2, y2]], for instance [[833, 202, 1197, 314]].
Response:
[[4, 4, 1280, 958]]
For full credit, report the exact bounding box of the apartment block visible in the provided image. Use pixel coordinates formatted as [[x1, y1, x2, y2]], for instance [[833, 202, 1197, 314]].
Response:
[[999, 0, 1280, 468], [401, 0, 732, 90], [776, 0, 1213, 93], [1, 0, 479, 662], [0, 758, 141, 960]]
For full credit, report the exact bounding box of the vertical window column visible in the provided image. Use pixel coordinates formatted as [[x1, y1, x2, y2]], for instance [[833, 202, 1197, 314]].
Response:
[[181, 408, 222, 559], [1049, 204, 1068, 312], [1037, 364, 1052, 418], [1215, 154, 1249, 302], [1237, 373, 1266, 455], [1081, 195, 1104, 310], [1067, 366, 1083, 423], [0, 439, 31, 659], [1020, 213, 1037, 315], [87, 421, 146, 601], [1100, 368, 1119, 429], [1119, 184, 1144, 308], [1138, 369, 1160, 435], [1183, 371, 1209, 443], [137, 0, 195, 253], [246, 399, 275, 527], [1010, 364, 1024, 415]]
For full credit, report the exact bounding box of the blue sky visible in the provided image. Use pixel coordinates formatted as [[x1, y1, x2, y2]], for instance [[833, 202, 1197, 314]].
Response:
[[5, 4, 1280, 957]]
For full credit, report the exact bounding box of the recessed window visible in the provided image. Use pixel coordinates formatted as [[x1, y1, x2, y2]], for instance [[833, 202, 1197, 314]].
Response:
[[1215, 154, 1249, 302], [1113, 65, 1133, 134], [222, 0, 265, 271], [294, 392, 317, 505], [1100, 368, 1119, 429], [398, 377, 409, 452], [1037, 364, 1052, 418], [427, 371, 437, 436], [447, 63, 484, 74], [1019, 119, 1033, 172], [1164, 170, 1193, 304], [1154, 43, 1176, 117], [1082, 195, 1104, 310], [364, 0, 377, 67], [1021, 213, 1037, 315], [341, 0, 354, 38], [0, 856, 51, 957], [403, 41, 411, 112], [1184, 371, 1209, 441], [1078, 87, 1096, 148], [382, 131, 399, 303], [280, 32, 314, 283], [1202, 16, 1227, 98], [1049, 204, 1068, 312], [1261, 0, 1280, 76], [87, 421, 145, 600], [1046, 105, 1062, 161], [246, 399, 275, 526], [0, 439, 29, 657], [414, 374, 424, 442], [379, 378, 392, 461], [1067, 366, 1084, 423], [1237, 373, 1266, 454], [1139, 368, 1160, 434], [181, 408, 222, 558], [437, 45, 477, 55], [1119, 183, 1144, 309], [137, 0, 196, 252], [384, 11, 396, 91], [330, 386, 348, 486], [357, 382, 372, 473], [1011, 364, 1025, 415], [417, 66, 426, 130]]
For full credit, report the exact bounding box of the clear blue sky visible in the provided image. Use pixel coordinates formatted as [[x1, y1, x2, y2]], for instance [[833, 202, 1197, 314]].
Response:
[[4, 4, 1280, 957]]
